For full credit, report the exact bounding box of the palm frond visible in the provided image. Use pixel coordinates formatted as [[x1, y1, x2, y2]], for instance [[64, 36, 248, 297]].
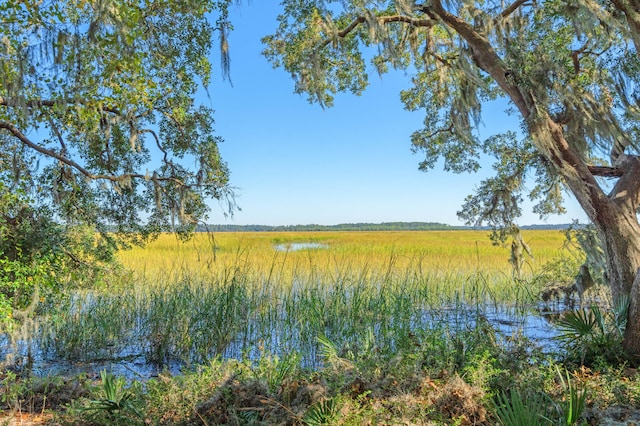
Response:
[[556, 309, 595, 341], [493, 388, 552, 426]]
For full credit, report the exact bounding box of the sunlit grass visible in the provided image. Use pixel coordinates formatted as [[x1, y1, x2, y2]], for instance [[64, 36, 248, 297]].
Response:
[[117, 230, 569, 310], [119, 230, 567, 283], [36, 230, 573, 368]]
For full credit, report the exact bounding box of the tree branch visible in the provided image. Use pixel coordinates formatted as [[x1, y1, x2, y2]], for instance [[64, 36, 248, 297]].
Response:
[[320, 14, 433, 49], [608, 155, 640, 213], [0, 120, 185, 186], [588, 165, 624, 177], [421, 124, 454, 140], [0, 97, 123, 116], [424, 0, 533, 117], [328, 15, 365, 44], [140, 129, 168, 162], [44, 112, 68, 157], [499, 0, 531, 19], [611, 0, 640, 54], [378, 15, 434, 27], [0, 120, 98, 178], [427, 50, 452, 66]]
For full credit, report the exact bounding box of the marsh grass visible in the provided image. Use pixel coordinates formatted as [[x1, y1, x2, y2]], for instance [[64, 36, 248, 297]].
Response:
[[4, 230, 636, 425], [119, 230, 567, 284], [36, 231, 571, 370]]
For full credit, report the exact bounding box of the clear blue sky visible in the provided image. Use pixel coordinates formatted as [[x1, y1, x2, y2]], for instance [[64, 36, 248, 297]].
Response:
[[205, 3, 588, 227]]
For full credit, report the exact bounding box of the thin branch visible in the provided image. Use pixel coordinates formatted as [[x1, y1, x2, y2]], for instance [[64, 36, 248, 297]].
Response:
[[0, 120, 185, 186], [0, 97, 122, 116], [427, 50, 452, 66], [329, 16, 365, 44], [422, 124, 454, 140], [319, 14, 433, 49], [140, 129, 168, 162], [499, 0, 530, 19], [1, 120, 97, 178], [379, 15, 434, 27], [44, 112, 68, 156], [571, 45, 612, 74], [158, 108, 187, 139]]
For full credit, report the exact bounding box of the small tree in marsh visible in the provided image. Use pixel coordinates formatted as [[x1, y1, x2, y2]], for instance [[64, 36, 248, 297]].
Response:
[[263, 0, 640, 358], [0, 0, 236, 326]]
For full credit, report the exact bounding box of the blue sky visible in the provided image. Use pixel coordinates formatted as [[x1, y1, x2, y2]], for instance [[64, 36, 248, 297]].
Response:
[[205, 3, 588, 226]]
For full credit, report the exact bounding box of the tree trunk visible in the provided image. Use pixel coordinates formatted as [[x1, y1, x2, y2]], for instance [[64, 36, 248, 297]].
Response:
[[432, 0, 640, 360], [596, 212, 640, 359], [528, 118, 640, 361], [592, 161, 640, 360], [627, 269, 640, 359]]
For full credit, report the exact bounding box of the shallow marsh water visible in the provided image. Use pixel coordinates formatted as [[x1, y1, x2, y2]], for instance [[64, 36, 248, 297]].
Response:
[[2, 231, 577, 380], [1, 303, 567, 382], [273, 242, 329, 251]]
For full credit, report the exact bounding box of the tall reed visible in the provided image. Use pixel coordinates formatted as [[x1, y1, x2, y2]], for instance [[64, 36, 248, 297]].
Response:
[[39, 230, 568, 369]]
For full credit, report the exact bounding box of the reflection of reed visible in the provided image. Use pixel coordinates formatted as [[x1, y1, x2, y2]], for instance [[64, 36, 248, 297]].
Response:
[[537, 310, 569, 325]]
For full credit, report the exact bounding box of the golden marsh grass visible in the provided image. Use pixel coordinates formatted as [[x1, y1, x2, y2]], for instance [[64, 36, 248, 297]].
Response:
[[119, 229, 569, 284], [41, 230, 574, 366]]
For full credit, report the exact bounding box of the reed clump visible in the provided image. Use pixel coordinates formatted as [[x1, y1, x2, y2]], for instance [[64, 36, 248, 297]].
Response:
[[37, 230, 570, 368]]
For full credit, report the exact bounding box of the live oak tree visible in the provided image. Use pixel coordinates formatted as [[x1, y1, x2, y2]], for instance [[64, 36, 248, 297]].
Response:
[[0, 0, 234, 324], [263, 0, 640, 358]]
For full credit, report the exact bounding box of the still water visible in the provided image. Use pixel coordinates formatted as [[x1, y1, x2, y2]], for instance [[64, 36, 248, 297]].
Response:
[[273, 242, 329, 251], [1, 303, 565, 381]]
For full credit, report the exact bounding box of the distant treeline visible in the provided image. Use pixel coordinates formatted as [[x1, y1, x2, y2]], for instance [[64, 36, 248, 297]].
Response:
[[196, 222, 573, 232], [520, 224, 573, 230], [197, 222, 462, 232]]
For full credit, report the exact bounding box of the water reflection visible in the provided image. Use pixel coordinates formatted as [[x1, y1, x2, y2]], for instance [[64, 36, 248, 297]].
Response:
[[273, 242, 329, 251], [2, 297, 580, 382]]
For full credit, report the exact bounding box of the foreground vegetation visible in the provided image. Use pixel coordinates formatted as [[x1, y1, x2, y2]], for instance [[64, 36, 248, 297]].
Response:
[[1, 230, 639, 425], [5, 327, 640, 425]]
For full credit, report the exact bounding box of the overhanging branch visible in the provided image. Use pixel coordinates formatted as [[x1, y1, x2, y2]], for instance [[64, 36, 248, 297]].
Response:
[[0, 120, 185, 186], [0, 96, 123, 116], [320, 14, 433, 49], [378, 15, 434, 27], [499, 0, 531, 19], [425, 0, 533, 117]]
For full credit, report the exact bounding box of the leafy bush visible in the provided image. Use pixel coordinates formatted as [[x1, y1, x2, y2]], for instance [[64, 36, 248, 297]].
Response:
[[0, 184, 127, 335]]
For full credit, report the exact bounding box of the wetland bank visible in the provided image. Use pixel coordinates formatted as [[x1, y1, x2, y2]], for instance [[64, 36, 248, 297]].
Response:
[[4, 229, 638, 425]]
